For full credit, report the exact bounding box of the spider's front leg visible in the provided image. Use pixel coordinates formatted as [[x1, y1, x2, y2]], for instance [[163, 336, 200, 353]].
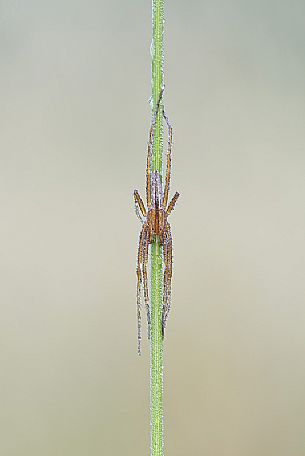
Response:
[[161, 108, 179, 215], [146, 89, 164, 209], [162, 108, 173, 208]]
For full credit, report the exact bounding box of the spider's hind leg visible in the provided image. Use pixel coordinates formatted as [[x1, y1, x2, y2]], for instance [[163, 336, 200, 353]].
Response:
[[136, 227, 145, 355], [142, 227, 151, 340], [162, 223, 173, 336]]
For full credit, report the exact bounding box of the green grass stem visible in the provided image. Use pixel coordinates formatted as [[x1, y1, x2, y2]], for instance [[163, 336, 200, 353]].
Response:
[[150, 0, 165, 455]]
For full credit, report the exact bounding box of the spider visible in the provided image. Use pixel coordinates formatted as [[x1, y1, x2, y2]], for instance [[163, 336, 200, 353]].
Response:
[[134, 90, 179, 355]]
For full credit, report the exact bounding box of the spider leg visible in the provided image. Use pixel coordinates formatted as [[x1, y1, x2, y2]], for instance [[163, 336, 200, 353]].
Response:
[[134, 202, 144, 224], [152, 87, 164, 126], [162, 223, 173, 335], [134, 190, 147, 222], [147, 88, 164, 207], [162, 233, 169, 338], [142, 226, 151, 339], [162, 108, 173, 208], [146, 129, 153, 208], [136, 225, 146, 355], [166, 191, 180, 216]]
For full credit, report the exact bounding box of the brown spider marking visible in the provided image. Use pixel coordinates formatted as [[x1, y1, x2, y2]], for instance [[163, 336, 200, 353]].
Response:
[[134, 90, 179, 355]]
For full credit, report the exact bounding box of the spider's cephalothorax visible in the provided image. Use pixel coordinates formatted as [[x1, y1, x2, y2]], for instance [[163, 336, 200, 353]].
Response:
[[134, 91, 179, 354]]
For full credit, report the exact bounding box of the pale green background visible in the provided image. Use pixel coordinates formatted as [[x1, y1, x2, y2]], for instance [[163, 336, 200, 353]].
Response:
[[1, 1, 305, 455]]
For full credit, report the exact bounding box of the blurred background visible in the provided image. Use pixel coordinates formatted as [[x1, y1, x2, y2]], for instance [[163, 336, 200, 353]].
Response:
[[1, 0, 305, 455]]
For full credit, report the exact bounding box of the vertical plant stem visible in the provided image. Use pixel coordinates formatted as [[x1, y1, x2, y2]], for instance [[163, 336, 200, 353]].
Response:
[[150, 0, 164, 456]]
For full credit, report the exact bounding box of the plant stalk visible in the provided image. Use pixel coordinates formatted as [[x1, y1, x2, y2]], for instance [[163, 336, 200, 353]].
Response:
[[150, 0, 164, 455]]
